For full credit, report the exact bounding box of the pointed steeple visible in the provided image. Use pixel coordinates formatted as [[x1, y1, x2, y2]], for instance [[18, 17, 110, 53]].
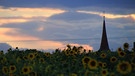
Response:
[[98, 14, 110, 51]]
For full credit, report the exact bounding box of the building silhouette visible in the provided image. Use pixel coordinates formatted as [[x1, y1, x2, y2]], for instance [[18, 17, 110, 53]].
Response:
[[98, 16, 110, 51]]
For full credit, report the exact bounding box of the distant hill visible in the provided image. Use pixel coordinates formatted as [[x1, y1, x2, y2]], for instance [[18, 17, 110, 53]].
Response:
[[0, 43, 12, 53]]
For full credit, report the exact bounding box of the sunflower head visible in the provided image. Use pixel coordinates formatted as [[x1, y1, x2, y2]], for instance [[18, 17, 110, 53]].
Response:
[[100, 53, 107, 58], [98, 61, 103, 68], [9, 65, 16, 73], [117, 47, 123, 53], [70, 50, 75, 56], [88, 59, 98, 70], [23, 56, 28, 60], [102, 62, 107, 68], [28, 53, 35, 60], [110, 56, 117, 63], [21, 66, 32, 75], [100, 69, 108, 76], [131, 63, 135, 71], [2, 66, 8, 75], [0, 51, 3, 55], [123, 43, 129, 50], [69, 73, 77, 76], [1, 57, 7, 64], [39, 58, 45, 63], [29, 71, 37, 76], [84, 70, 97, 76], [118, 51, 126, 57], [16, 57, 21, 63], [64, 51, 70, 56], [82, 56, 91, 64], [117, 61, 132, 75], [44, 52, 51, 57], [110, 72, 115, 76]]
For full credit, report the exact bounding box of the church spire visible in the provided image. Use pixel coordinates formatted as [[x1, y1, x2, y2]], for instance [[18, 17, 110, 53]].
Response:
[[98, 13, 110, 51]]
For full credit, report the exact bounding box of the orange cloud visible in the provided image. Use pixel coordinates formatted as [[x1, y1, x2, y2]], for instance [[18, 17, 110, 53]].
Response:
[[8, 40, 65, 50], [69, 43, 93, 50], [0, 16, 48, 25], [0, 28, 39, 41], [0, 7, 66, 25], [0, 28, 93, 51], [0, 28, 65, 50], [130, 14, 135, 20], [37, 26, 45, 32], [0, 18, 29, 25], [0, 7, 66, 17], [61, 43, 93, 53]]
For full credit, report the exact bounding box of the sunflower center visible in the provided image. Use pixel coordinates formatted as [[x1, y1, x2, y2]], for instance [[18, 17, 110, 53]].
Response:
[[24, 68, 28, 72], [11, 66, 15, 70], [99, 63, 102, 67], [4, 68, 8, 72], [84, 58, 90, 63], [112, 58, 116, 62], [41, 59, 43, 62], [120, 52, 125, 56], [120, 63, 127, 71], [30, 55, 33, 58], [91, 61, 96, 66], [102, 70, 106, 74]]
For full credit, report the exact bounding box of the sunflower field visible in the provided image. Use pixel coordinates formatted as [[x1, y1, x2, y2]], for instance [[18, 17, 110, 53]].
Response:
[[0, 43, 135, 76]]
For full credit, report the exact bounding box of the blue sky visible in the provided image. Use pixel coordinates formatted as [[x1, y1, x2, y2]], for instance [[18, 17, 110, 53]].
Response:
[[0, 0, 135, 51]]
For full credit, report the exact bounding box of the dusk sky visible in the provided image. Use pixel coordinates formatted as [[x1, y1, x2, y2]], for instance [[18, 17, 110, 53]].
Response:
[[0, 0, 135, 51]]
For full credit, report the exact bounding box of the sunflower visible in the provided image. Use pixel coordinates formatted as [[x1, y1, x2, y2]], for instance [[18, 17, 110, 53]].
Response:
[[28, 53, 35, 60], [110, 72, 115, 76], [2, 66, 8, 75], [110, 56, 117, 63], [98, 61, 103, 68], [39, 58, 45, 63], [16, 57, 21, 63], [118, 51, 126, 57], [117, 47, 123, 53], [44, 52, 51, 57], [100, 53, 107, 58], [70, 73, 77, 76], [34, 52, 38, 57], [82, 56, 91, 65], [21, 66, 31, 75], [45, 65, 52, 73], [23, 56, 28, 60], [88, 59, 98, 70], [102, 62, 107, 68], [0, 51, 3, 55], [9, 65, 16, 73], [73, 49, 79, 55], [64, 51, 70, 56], [100, 69, 108, 76], [29, 71, 37, 76], [70, 50, 75, 56], [117, 61, 132, 75], [1, 57, 7, 64], [57, 74, 64, 76], [131, 63, 135, 71], [123, 43, 129, 50], [9, 73, 14, 76], [130, 52, 135, 58], [84, 70, 96, 76], [131, 57, 135, 63]]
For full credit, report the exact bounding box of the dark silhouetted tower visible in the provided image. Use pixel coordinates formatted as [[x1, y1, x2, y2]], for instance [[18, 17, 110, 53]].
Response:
[[133, 42, 135, 51], [98, 16, 110, 51]]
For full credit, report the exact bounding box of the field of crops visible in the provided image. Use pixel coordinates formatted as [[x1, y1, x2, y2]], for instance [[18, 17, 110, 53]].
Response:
[[0, 43, 135, 76]]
